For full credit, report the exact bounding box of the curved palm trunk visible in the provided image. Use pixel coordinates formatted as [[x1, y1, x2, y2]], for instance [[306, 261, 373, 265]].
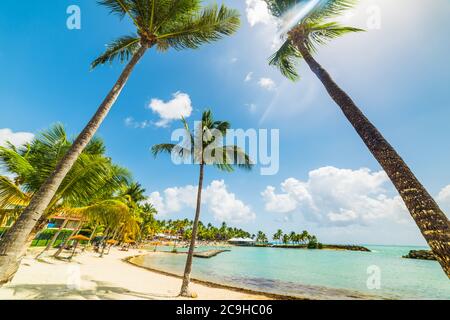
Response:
[[296, 42, 450, 277], [88, 224, 99, 246], [0, 45, 148, 284], [180, 163, 205, 297]]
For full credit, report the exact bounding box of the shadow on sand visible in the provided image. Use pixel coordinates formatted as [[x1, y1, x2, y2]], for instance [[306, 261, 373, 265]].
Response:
[[4, 280, 178, 300]]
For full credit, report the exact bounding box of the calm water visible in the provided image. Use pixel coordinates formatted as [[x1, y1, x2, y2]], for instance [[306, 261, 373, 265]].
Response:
[[136, 245, 450, 299]]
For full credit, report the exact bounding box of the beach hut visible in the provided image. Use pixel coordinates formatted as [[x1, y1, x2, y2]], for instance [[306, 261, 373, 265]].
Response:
[[227, 237, 256, 246]]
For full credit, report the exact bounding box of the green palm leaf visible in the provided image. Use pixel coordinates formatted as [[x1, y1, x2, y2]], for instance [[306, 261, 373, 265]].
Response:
[[91, 35, 141, 69], [269, 39, 302, 81], [266, 0, 362, 80], [0, 176, 29, 208], [157, 4, 240, 50]]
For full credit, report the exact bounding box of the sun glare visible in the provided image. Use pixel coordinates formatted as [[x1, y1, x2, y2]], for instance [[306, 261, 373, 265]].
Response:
[[278, 0, 322, 36]]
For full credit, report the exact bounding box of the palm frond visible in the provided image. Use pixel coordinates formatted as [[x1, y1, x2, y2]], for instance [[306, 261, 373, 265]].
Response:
[[59, 200, 129, 226], [0, 176, 29, 208], [267, 1, 362, 80], [153, 0, 201, 32], [97, 0, 142, 28], [269, 39, 302, 81], [151, 143, 191, 159], [264, 0, 300, 17], [0, 147, 34, 179], [207, 146, 253, 172], [308, 0, 357, 22], [91, 35, 141, 69], [54, 155, 131, 208], [308, 22, 364, 47], [157, 4, 240, 50]]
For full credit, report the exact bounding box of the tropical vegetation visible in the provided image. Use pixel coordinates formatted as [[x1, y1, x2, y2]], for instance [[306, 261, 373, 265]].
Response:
[[0, 125, 157, 261]]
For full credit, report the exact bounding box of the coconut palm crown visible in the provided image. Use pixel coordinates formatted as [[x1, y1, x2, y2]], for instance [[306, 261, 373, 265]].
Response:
[[266, 0, 363, 80], [152, 110, 252, 171]]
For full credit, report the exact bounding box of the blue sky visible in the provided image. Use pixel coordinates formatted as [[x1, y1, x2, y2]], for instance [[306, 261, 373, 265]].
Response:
[[1, 0, 449, 245]]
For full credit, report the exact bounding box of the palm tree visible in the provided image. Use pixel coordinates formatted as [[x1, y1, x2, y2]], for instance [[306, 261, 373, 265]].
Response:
[[289, 231, 296, 244], [0, 0, 241, 283], [256, 231, 265, 243], [300, 230, 309, 244], [152, 110, 252, 297], [282, 233, 290, 245], [265, 0, 450, 276], [273, 229, 283, 245]]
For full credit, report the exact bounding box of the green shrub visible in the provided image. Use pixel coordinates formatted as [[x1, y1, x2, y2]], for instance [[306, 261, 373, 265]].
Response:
[[31, 229, 75, 247], [307, 238, 320, 249]]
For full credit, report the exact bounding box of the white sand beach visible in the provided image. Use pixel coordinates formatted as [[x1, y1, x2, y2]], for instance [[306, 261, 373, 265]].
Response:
[[0, 248, 271, 300]]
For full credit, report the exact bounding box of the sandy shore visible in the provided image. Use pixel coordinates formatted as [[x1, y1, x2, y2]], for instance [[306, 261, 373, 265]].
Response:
[[0, 247, 271, 300]]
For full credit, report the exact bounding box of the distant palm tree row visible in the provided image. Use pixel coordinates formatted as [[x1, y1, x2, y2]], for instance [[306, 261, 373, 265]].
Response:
[[254, 229, 319, 248], [147, 220, 252, 243]]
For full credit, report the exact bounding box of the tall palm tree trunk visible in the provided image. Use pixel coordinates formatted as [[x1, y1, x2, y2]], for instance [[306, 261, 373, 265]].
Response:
[[54, 220, 83, 258], [296, 42, 450, 277], [0, 45, 148, 284], [35, 219, 69, 259], [180, 163, 205, 297], [88, 223, 99, 246]]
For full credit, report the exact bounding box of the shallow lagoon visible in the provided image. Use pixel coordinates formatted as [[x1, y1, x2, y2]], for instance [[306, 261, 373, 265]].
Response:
[[137, 245, 450, 299]]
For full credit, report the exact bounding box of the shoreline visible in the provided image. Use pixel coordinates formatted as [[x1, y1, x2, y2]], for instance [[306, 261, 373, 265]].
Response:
[[0, 247, 385, 300], [125, 254, 301, 300], [0, 248, 272, 300], [128, 252, 385, 300]]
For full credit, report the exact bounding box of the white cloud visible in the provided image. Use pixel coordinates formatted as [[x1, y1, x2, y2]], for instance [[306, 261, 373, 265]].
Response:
[[0, 128, 34, 178], [231, 57, 238, 63], [0, 128, 34, 147], [261, 166, 410, 226], [258, 77, 276, 90], [204, 180, 256, 223], [245, 0, 274, 27], [146, 180, 256, 223], [437, 185, 450, 213], [148, 91, 192, 127], [244, 72, 253, 82], [245, 103, 257, 112], [124, 117, 150, 129]]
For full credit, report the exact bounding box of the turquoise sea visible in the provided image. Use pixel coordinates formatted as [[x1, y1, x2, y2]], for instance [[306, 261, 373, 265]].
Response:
[[137, 245, 450, 299]]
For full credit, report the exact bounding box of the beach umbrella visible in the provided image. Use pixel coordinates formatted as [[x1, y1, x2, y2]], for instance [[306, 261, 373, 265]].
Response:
[[69, 235, 90, 241]]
